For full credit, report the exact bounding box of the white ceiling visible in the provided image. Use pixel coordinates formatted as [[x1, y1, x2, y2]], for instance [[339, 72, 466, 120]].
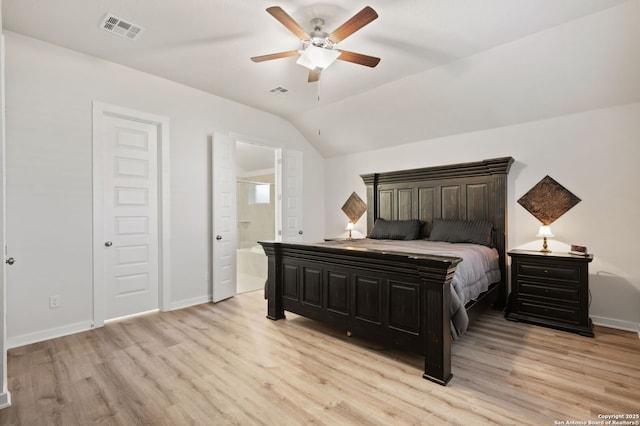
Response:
[[3, 0, 638, 157]]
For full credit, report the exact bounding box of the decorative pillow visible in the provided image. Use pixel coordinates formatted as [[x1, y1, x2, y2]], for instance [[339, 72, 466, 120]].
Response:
[[428, 219, 494, 247], [369, 219, 422, 240]]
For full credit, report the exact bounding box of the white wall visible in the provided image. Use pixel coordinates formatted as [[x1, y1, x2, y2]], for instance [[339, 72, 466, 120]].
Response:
[[324, 103, 640, 331], [0, 0, 12, 408], [4, 31, 324, 346]]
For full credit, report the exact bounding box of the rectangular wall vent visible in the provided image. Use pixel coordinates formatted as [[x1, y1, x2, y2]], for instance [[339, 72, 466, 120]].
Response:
[[100, 14, 144, 40]]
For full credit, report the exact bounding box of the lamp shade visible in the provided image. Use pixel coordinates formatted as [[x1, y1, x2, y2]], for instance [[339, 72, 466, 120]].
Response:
[[296, 45, 341, 70], [536, 225, 554, 238], [345, 222, 354, 231]]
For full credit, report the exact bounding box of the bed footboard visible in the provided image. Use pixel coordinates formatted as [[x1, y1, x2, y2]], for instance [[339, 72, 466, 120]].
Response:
[[260, 241, 461, 385]]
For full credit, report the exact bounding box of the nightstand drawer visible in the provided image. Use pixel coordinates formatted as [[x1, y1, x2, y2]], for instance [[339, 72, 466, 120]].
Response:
[[518, 300, 580, 324], [519, 280, 580, 302], [517, 263, 580, 282]]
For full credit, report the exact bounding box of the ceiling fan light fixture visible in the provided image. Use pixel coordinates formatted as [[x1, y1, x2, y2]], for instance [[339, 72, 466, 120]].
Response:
[[296, 45, 341, 70], [255, 6, 379, 82]]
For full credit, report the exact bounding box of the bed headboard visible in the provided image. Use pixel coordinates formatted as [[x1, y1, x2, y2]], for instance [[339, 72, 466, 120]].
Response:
[[360, 156, 514, 308]]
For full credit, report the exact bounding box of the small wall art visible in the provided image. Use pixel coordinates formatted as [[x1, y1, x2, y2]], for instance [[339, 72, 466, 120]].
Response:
[[341, 191, 367, 224], [517, 175, 581, 225]]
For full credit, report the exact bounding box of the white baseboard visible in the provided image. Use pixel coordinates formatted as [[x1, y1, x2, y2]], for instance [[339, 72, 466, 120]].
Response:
[[0, 391, 11, 409], [591, 315, 640, 336], [7, 295, 214, 349], [168, 295, 212, 311], [7, 321, 94, 349]]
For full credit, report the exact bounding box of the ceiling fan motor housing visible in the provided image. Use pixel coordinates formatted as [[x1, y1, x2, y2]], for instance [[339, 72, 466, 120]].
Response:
[[309, 18, 331, 47]]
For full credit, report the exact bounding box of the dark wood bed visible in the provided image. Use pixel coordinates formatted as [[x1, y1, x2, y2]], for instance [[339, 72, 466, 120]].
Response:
[[260, 157, 514, 385]]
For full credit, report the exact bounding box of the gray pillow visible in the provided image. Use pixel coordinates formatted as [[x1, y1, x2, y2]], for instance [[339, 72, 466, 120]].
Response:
[[428, 219, 494, 247], [369, 219, 422, 240]]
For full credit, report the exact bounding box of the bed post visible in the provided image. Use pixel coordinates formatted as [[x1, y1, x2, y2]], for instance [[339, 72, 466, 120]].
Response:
[[362, 172, 378, 236], [485, 157, 514, 309], [493, 172, 509, 309], [260, 241, 285, 320], [416, 262, 457, 385]]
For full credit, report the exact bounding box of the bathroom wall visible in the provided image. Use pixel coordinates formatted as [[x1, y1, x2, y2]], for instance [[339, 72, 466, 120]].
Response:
[[237, 173, 275, 249]]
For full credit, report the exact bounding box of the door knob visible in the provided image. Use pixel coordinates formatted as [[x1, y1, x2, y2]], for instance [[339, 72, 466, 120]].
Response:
[[105, 241, 113, 247], [5, 257, 15, 265], [216, 235, 222, 240], [298, 230, 303, 235]]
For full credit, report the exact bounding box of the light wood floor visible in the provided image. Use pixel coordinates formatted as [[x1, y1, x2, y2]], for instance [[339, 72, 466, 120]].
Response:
[[1, 290, 638, 425]]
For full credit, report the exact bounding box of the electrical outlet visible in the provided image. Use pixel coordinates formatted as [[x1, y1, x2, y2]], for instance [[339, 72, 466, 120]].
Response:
[[49, 295, 60, 309]]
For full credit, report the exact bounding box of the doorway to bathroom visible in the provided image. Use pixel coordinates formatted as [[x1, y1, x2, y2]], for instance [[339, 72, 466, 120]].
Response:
[[235, 141, 277, 294]]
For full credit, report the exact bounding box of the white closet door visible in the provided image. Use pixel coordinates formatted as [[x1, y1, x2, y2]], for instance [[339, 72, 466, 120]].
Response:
[[92, 102, 171, 327], [281, 149, 303, 243], [102, 115, 159, 319], [212, 132, 237, 302]]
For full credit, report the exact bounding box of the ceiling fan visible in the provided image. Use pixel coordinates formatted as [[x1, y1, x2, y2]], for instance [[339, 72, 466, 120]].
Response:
[[251, 6, 380, 82]]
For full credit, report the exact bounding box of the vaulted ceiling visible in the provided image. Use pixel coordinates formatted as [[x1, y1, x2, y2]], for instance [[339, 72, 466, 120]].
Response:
[[3, 0, 639, 157]]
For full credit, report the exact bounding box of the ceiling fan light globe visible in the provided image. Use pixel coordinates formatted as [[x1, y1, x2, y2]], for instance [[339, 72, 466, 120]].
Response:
[[296, 52, 317, 70], [296, 45, 341, 70]]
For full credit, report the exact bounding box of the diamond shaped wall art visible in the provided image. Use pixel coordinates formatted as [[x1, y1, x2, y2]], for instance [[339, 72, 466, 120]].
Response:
[[341, 192, 367, 224], [517, 175, 581, 225]]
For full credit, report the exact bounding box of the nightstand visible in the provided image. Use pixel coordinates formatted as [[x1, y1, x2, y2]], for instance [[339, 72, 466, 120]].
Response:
[[506, 249, 594, 337]]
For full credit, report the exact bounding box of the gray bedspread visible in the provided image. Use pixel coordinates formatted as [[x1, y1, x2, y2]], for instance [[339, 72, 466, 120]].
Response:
[[320, 239, 500, 339]]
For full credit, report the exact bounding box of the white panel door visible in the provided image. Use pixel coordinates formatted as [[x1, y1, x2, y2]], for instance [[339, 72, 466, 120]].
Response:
[[103, 116, 159, 319], [282, 149, 303, 243], [212, 132, 237, 302]]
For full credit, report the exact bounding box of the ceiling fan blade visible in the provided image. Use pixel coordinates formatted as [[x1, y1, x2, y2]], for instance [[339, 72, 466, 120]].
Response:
[[251, 51, 300, 62], [308, 68, 321, 83], [328, 6, 378, 44], [266, 6, 311, 41], [337, 50, 380, 68]]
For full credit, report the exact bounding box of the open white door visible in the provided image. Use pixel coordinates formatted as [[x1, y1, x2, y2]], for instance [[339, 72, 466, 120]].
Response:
[[281, 149, 303, 243], [212, 132, 237, 302], [0, 31, 11, 408]]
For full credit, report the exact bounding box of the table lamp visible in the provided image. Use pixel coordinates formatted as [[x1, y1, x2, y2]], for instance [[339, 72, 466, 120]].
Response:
[[536, 225, 554, 253]]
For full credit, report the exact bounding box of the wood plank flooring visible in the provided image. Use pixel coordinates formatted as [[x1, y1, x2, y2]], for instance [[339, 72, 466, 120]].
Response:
[[1, 289, 638, 425]]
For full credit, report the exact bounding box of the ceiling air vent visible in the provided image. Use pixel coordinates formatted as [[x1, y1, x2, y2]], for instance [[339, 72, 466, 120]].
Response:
[[269, 86, 289, 97], [100, 14, 144, 40]]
